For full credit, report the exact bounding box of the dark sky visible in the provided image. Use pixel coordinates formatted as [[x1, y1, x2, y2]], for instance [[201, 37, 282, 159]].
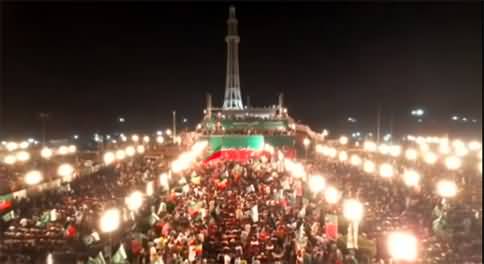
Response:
[[1, 2, 482, 139]]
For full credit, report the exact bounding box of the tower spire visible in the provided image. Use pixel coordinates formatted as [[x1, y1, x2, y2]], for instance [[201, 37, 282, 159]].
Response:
[[223, 5, 243, 110]]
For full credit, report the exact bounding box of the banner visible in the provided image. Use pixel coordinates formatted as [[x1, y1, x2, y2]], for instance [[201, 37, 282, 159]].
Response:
[[324, 214, 338, 240]]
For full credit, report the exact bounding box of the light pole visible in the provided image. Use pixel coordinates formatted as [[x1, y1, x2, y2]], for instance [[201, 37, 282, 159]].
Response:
[[172, 111, 177, 142], [39, 113, 49, 145]]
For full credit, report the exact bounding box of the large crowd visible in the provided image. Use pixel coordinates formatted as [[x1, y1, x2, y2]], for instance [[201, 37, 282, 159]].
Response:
[[0, 141, 482, 264]]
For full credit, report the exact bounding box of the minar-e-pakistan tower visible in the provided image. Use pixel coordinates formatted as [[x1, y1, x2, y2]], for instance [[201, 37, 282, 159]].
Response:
[[222, 6, 244, 110]]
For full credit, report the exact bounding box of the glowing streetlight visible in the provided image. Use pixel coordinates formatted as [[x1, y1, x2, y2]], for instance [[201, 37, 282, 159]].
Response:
[[58, 146, 69, 155], [403, 169, 421, 187], [136, 145, 145, 154], [57, 163, 74, 178], [6, 142, 18, 152], [423, 152, 438, 165], [308, 175, 326, 194], [411, 108, 424, 117], [387, 231, 418, 262], [363, 141, 377, 152], [99, 208, 120, 233], [143, 136, 150, 143], [41, 147, 53, 159], [379, 163, 394, 178], [405, 148, 418, 161], [363, 160, 376, 173], [324, 186, 341, 204], [19, 141, 29, 149], [68, 145, 77, 154], [343, 199, 364, 222], [338, 151, 348, 162], [125, 191, 144, 211], [25, 170, 43, 185], [3, 155, 16, 165], [156, 136, 164, 144], [165, 129, 172, 136], [115, 150, 126, 160], [389, 145, 402, 157], [103, 152, 116, 165], [350, 155, 362, 166], [131, 134, 139, 142], [339, 136, 349, 145], [436, 180, 458, 198], [468, 141, 482, 151], [445, 156, 461, 171], [438, 143, 451, 155], [125, 146, 136, 157], [16, 151, 30, 162]]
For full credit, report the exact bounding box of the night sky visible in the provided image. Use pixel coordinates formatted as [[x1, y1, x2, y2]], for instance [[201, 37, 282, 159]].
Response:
[[1, 2, 482, 139]]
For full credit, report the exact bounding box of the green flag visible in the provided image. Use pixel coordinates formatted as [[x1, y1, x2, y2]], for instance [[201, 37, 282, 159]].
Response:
[[112, 244, 128, 264], [1, 210, 15, 222], [36, 211, 51, 227]]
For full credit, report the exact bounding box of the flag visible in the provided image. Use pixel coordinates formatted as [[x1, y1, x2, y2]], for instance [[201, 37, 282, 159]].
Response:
[[1, 210, 15, 222], [0, 200, 12, 212], [87, 252, 106, 264], [324, 214, 338, 240], [112, 244, 128, 264], [36, 211, 51, 227], [251, 205, 259, 223]]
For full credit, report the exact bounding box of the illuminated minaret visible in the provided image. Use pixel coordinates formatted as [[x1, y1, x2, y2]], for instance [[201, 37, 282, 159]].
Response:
[[223, 6, 244, 110]]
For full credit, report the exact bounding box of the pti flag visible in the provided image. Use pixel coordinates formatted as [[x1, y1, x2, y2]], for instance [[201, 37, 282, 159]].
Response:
[[324, 214, 338, 240]]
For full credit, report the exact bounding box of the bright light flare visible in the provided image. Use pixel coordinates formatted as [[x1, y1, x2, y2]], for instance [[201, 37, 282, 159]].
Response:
[[25, 170, 43, 185], [57, 163, 74, 177], [423, 152, 438, 165], [324, 186, 341, 204], [339, 136, 349, 145], [156, 136, 164, 144], [389, 145, 402, 157], [363, 141, 377, 152], [103, 152, 116, 165], [125, 146, 136, 157], [58, 146, 69, 155], [436, 180, 458, 198], [6, 142, 18, 152], [338, 151, 348, 162], [130, 134, 139, 142], [350, 155, 362, 167], [115, 150, 126, 160], [387, 231, 418, 262], [16, 151, 31, 162], [468, 141, 482, 151], [405, 148, 418, 161], [308, 175, 326, 193], [363, 160, 376, 173], [99, 208, 120, 233], [3, 155, 17, 165], [143, 136, 150, 143], [343, 199, 364, 222], [40, 147, 53, 159], [136, 145, 145, 154], [403, 169, 421, 187], [68, 145, 77, 154], [379, 163, 394, 178], [445, 156, 462, 171], [303, 138, 311, 147], [19, 141, 29, 149], [125, 191, 144, 211]]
